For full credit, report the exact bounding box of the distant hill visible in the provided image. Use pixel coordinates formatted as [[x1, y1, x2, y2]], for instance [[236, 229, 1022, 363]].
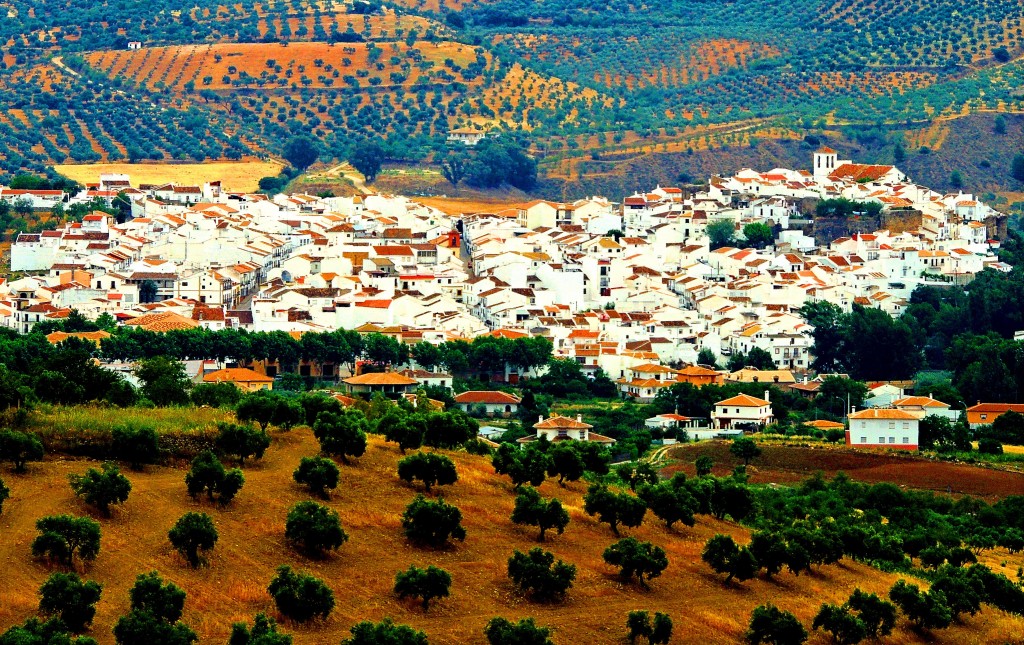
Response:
[[1, 0, 1024, 196]]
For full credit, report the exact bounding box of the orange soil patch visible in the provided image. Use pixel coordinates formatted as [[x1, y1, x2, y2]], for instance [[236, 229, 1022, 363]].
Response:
[[85, 41, 483, 93], [903, 121, 951, 151], [416, 196, 525, 216], [2, 431, 1021, 644], [54, 160, 284, 192], [665, 442, 1024, 500]]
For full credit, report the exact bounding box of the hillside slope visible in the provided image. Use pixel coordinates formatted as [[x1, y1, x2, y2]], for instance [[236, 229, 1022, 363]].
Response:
[[2, 432, 1022, 643]]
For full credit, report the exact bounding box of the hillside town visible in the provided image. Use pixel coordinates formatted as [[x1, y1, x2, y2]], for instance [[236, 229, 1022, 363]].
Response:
[[0, 150, 1015, 447]]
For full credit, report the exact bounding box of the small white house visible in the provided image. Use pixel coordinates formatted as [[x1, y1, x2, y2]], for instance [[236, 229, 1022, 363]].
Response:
[[846, 408, 919, 450], [711, 392, 773, 429], [518, 415, 615, 445], [454, 390, 521, 417]]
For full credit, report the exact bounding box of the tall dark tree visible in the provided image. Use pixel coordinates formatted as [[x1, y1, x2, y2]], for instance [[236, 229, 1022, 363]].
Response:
[[283, 136, 320, 170], [350, 139, 386, 183]]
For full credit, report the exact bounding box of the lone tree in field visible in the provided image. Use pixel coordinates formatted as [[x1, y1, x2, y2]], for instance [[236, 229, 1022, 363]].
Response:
[[626, 611, 673, 645], [702, 534, 760, 584], [484, 617, 554, 645], [293, 456, 340, 499], [185, 450, 244, 506], [0, 476, 10, 514], [38, 572, 102, 632], [168, 512, 218, 567], [32, 515, 101, 568], [507, 547, 576, 602], [285, 500, 348, 557], [69, 462, 131, 516], [313, 410, 368, 464], [111, 425, 160, 470], [583, 483, 647, 536], [393, 564, 452, 610], [342, 618, 428, 645], [730, 437, 762, 466], [215, 422, 271, 465], [267, 565, 335, 622], [745, 604, 807, 645], [113, 572, 196, 645], [510, 485, 570, 541], [0, 429, 44, 472], [229, 613, 292, 645], [283, 135, 320, 170], [603, 537, 669, 588], [397, 452, 458, 493], [401, 494, 466, 548], [349, 139, 386, 183]]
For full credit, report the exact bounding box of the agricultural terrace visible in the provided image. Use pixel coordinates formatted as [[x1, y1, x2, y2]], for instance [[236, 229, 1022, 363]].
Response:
[[476, 63, 614, 130], [2, 431, 1023, 644], [53, 161, 285, 193], [85, 41, 484, 93], [493, 34, 782, 91]]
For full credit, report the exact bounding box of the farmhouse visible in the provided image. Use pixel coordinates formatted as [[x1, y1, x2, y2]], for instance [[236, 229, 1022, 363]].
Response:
[[342, 370, 419, 397], [846, 408, 919, 450], [966, 402, 1024, 428], [454, 390, 521, 416], [711, 392, 773, 429], [447, 127, 486, 146], [202, 367, 274, 392], [519, 414, 615, 444]]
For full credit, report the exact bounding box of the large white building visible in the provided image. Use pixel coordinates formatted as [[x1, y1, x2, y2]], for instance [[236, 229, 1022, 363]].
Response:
[[846, 408, 919, 450]]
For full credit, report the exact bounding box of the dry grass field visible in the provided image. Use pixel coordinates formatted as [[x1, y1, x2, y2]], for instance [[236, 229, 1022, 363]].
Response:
[[2, 431, 1023, 644], [53, 161, 284, 192]]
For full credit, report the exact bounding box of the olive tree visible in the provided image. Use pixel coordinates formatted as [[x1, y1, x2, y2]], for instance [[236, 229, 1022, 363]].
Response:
[[215, 422, 270, 465], [401, 494, 466, 548], [397, 452, 457, 492], [185, 450, 244, 506], [292, 456, 340, 498], [113, 572, 196, 645], [38, 572, 102, 632], [484, 617, 554, 645], [228, 613, 292, 645], [0, 430, 44, 472], [603, 537, 668, 587], [32, 515, 101, 568], [507, 547, 576, 602], [168, 512, 218, 567], [583, 483, 647, 536], [393, 564, 452, 610], [267, 565, 335, 622], [510, 486, 569, 541], [69, 462, 131, 516], [285, 500, 348, 557], [313, 410, 368, 464], [342, 618, 427, 645]]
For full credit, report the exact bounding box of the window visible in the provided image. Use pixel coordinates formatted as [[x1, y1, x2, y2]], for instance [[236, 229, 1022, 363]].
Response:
[[860, 436, 867, 443], [902, 422, 909, 429], [888, 421, 895, 429], [981, 414, 987, 420], [902, 437, 910, 443], [860, 421, 866, 429], [889, 437, 895, 443]]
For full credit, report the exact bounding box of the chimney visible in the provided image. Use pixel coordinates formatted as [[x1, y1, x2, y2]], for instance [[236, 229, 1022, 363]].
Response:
[[577, 415, 583, 424], [538, 415, 544, 423], [764, 389, 770, 402]]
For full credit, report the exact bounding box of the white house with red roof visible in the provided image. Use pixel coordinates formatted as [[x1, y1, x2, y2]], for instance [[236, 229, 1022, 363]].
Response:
[[711, 392, 774, 429], [454, 390, 521, 416], [846, 408, 919, 450]]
